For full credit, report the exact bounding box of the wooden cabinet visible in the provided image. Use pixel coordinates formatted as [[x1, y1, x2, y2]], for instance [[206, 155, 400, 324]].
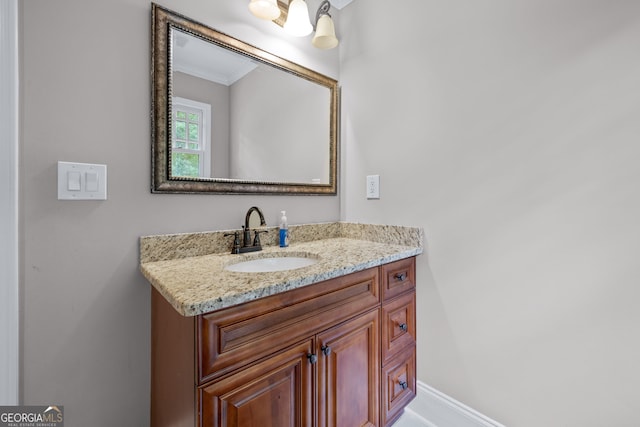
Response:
[[381, 291, 416, 364], [199, 339, 314, 427], [380, 259, 417, 427], [317, 309, 379, 427], [151, 257, 416, 427]]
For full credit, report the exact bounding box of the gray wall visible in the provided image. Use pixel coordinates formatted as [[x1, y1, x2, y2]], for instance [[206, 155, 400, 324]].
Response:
[[21, 0, 640, 426], [340, 0, 640, 426], [20, 0, 338, 426]]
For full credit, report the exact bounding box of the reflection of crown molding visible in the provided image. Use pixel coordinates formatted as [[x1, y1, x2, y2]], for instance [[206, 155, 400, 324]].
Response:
[[172, 28, 259, 86], [173, 62, 257, 86]]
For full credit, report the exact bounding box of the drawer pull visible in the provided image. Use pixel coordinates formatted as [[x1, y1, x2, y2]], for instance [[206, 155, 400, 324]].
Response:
[[399, 323, 408, 332], [322, 345, 332, 356], [394, 272, 407, 281], [307, 354, 318, 364], [399, 381, 408, 390]]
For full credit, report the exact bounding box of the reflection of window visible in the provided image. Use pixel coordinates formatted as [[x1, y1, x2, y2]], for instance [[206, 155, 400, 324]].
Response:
[[171, 97, 211, 177]]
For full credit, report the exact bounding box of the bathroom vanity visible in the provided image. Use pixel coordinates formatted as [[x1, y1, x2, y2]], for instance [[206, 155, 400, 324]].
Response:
[[140, 222, 423, 427], [147, 7, 420, 425]]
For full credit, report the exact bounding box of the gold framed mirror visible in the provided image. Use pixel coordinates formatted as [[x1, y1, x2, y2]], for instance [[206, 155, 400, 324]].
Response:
[[151, 4, 339, 194]]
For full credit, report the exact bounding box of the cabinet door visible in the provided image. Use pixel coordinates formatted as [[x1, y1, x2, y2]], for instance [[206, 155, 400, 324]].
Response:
[[317, 309, 380, 427], [199, 339, 314, 427]]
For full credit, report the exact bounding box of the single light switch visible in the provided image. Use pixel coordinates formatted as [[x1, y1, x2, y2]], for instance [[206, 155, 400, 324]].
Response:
[[67, 171, 81, 191], [85, 171, 98, 192]]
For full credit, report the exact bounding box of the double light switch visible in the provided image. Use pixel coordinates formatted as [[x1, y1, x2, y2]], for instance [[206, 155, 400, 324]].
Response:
[[57, 161, 107, 200]]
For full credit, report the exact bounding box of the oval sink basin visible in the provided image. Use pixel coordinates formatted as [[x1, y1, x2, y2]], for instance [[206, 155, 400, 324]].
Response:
[[225, 255, 318, 273]]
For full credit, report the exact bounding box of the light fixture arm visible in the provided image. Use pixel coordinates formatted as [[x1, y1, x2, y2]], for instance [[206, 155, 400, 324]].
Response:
[[314, 0, 332, 29]]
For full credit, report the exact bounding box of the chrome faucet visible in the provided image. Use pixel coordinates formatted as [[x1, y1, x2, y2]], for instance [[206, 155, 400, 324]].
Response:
[[225, 206, 268, 254]]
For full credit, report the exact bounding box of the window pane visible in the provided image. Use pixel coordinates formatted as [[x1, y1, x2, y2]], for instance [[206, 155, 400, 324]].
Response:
[[175, 121, 186, 139], [177, 111, 186, 119], [175, 141, 186, 149], [188, 142, 199, 150], [188, 113, 199, 121], [188, 123, 199, 141], [172, 152, 200, 177]]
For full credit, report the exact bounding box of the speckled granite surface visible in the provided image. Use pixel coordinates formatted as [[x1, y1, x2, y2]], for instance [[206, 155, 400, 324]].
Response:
[[140, 222, 424, 316]]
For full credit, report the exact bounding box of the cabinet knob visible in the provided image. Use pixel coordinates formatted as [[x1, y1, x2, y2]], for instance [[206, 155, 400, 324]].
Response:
[[399, 381, 408, 390], [321, 345, 331, 356], [394, 272, 407, 281], [399, 323, 408, 332], [307, 353, 318, 364]]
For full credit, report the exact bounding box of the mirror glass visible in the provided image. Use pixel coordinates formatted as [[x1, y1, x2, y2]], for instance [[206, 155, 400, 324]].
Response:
[[152, 4, 338, 194]]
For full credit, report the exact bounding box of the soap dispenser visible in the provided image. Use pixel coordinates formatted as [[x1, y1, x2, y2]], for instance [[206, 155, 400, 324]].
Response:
[[279, 211, 289, 247]]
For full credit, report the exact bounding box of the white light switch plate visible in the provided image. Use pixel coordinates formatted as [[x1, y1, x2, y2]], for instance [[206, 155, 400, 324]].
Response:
[[58, 161, 107, 200], [366, 175, 380, 199]]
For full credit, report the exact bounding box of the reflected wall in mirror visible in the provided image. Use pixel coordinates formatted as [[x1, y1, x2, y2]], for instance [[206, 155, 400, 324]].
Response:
[[151, 4, 339, 194]]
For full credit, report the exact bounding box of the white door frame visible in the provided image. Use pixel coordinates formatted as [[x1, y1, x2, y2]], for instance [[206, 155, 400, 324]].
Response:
[[0, 0, 20, 405]]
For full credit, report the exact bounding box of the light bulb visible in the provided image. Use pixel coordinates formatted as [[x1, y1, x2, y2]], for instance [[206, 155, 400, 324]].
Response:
[[249, 0, 281, 21], [283, 0, 312, 37]]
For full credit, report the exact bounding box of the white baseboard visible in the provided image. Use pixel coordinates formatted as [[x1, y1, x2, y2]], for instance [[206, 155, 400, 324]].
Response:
[[402, 381, 506, 427]]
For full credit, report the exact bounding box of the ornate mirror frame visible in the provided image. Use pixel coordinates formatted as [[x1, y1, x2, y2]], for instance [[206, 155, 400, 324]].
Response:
[[151, 4, 339, 194]]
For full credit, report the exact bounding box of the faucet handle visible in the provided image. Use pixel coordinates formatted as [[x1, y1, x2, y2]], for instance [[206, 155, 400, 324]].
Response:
[[253, 229, 268, 247], [224, 231, 241, 254]]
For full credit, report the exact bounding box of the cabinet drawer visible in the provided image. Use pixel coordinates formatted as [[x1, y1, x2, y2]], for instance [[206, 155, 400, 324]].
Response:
[[381, 291, 416, 363], [381, 344, 416, 427], [381, 258, 415, 301], [197, 267, 380, 383]]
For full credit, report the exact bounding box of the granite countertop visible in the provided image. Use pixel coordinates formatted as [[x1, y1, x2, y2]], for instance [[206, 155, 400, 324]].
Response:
[[140, 222, 424, 316]]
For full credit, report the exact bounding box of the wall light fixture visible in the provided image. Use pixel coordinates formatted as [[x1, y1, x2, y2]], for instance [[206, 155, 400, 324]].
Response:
[[249, 0, 339, 50]]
